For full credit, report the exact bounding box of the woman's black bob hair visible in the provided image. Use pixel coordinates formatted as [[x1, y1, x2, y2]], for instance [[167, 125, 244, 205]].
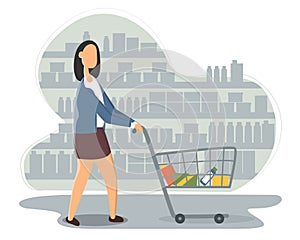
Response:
[[74, 40, 101, 81]]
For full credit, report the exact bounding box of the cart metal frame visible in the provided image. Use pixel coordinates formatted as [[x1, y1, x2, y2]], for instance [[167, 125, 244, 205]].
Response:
[[135, 126, 237, 224]]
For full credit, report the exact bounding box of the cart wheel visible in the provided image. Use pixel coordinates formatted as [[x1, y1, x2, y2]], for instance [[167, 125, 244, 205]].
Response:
[[175, 214, 185, 224], [214, 214, 225, 224]]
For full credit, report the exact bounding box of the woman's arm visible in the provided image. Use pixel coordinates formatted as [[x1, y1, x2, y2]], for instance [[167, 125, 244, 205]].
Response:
[[96, 102, 134, 127], [97, 91, 135, 127], [84, 78, 134, 127], [101, 90, 143, 133], [86, 78, 142, 131], [103, 91, 136, 123]]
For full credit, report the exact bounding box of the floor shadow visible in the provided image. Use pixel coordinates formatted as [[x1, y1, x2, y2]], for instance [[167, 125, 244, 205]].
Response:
[[60, 214, 128, 228], [159, 214, 254, 224], [20, 194, 281, 229]]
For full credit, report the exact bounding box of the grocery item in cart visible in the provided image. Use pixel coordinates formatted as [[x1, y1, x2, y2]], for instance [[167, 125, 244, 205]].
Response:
[[212, 175, 230, 187], [160, 164, 176, 186], [160, 165, 198, 186], [200, 167, 217, 185], [173, 173, 197, 186]]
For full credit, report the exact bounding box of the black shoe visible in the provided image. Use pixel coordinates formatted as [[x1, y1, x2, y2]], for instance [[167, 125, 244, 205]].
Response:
[[66, 217, 80, 226], [108, 215, 124, 223]]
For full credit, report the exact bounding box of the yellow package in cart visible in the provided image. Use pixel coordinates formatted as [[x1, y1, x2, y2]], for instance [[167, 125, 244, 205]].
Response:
[[212, 175, 230, 187]]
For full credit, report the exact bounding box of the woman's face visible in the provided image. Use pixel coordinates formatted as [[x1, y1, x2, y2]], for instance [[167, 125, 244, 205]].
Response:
[[79, 44, 98, 68]]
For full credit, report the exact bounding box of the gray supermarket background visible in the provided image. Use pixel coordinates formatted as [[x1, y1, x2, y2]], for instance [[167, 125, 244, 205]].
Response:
[[22, 14, 275, 191]]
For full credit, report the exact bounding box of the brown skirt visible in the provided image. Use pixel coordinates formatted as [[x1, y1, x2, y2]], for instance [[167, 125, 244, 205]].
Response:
[[74, 128, 111, 159]]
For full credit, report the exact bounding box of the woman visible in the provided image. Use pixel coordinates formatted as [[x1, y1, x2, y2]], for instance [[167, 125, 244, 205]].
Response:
[[66, 40, 143, 226]]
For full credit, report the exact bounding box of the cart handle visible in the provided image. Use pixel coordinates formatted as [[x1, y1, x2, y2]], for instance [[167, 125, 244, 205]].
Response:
[[132, 126, 155, 156], [132, 126, 151, 144]]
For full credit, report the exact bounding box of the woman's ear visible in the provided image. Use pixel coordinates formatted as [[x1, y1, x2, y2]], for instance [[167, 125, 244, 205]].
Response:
[[78, 51, 83, 59]]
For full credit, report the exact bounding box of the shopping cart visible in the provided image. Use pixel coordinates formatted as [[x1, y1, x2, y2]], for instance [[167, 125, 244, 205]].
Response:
[[133, 126, 237, 224]]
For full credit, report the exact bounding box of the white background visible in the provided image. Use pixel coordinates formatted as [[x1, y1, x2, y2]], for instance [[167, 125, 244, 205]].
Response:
[[1, 0, 299, 238]]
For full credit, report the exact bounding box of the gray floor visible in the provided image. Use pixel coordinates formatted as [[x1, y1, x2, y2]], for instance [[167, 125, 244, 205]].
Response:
[[19, 194, 281, 229]]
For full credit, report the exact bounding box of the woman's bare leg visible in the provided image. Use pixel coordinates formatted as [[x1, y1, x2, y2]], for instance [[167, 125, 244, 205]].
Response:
[[68, 159, 94, 221], [95, 153, 117, 219]]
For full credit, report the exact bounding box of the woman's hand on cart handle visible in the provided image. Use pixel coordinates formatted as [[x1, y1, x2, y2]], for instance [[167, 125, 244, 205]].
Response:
[[132, 122, 143, 134]]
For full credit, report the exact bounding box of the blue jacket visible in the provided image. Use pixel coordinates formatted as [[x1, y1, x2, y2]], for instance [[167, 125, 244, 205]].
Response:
[[74, 80, 134, 134]]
